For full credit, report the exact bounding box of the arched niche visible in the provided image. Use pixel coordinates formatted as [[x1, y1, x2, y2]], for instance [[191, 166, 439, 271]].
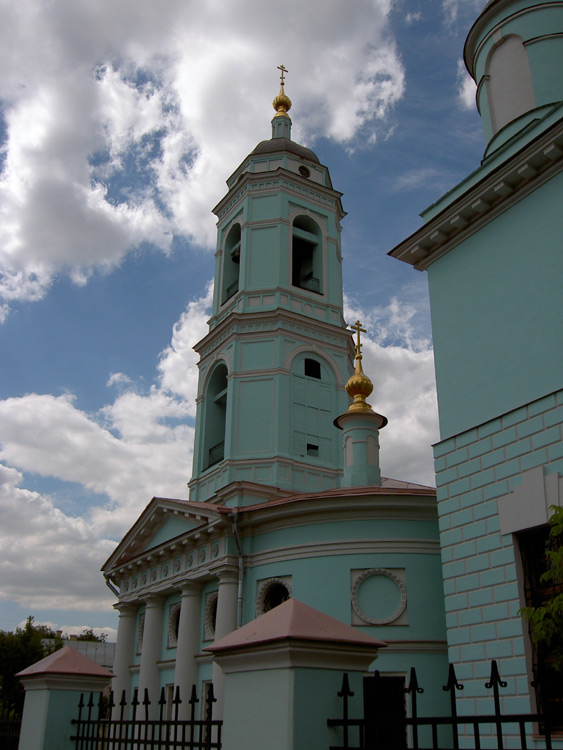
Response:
[[202, 362, 228, 470], [486, 35, 535, 135], [291, 215, 323, 295], [221, 223, 241, 304], [289, 353, 337, 463]]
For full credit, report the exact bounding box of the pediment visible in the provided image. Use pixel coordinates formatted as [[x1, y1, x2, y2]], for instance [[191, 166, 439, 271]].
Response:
[[102, 497, 225, 572]]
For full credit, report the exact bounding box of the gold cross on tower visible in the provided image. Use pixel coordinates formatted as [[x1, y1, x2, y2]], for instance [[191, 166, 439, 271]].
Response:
[[277, 64, 288, 86], [350, 320, 366, 359]]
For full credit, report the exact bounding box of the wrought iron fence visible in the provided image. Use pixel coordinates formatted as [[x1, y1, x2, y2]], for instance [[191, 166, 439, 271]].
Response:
[[71, 683, 222, 749], [0, 699, 22, 750], [327, 660, 554, 750]]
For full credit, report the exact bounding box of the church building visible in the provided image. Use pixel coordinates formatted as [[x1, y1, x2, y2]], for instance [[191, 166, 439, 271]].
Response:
[[102, 69, 450, 721]]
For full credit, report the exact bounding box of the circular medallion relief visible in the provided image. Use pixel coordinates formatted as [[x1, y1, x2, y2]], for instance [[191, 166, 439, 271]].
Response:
[[351, 568, 407, 625]]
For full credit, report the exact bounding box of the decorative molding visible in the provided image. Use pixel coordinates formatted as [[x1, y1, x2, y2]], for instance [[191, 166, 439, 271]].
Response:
[[246, 538, 440, 569], [167, 602, 181, 649], [255, 576, 292, 618], [203, 591, 218, 641], [389, 119, 563, 271], [351, 568, 407, 626]]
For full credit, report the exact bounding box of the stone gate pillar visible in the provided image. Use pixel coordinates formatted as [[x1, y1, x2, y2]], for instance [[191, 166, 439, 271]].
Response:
[[17, 646, 112, 750]]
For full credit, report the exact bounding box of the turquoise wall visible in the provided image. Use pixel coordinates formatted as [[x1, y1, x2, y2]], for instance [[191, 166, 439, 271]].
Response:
[[428, 171, 563, 439]]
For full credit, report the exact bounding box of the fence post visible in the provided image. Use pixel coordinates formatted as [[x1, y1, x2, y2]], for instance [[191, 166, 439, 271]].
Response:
[[207, 598, 384, 750], [443, 664, 463, 750], [485, 660, 507, 750], [16, 645, 112, 750]]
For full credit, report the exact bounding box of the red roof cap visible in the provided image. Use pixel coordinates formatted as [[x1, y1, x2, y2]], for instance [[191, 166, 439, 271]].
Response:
[[207, 598, 387, 653], [16, 645, 114, 679]]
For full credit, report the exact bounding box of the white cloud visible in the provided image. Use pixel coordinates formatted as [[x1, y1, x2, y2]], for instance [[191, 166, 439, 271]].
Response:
[[0, 0, 406, 312], [344, 294, 438, 486], [0, 286, 213, 614], [392, 167, 453, 194], [457, 58, 477, 110], [405, 11, 422, 25], [0, 464, 116, 611]]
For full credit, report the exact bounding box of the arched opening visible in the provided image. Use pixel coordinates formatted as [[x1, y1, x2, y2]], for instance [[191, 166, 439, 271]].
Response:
[[291, 215, 322, 295], [202, 363, 228, 470], [263, 582, 290, 612], [222, 223, 241, 304], [204, 592, 218, 640], [256, 577, 292, 616]]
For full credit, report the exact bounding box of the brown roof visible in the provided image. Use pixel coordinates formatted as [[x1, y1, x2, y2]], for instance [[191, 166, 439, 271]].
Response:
[[16, 645, 114, 678], [207, 598, 387, 653]]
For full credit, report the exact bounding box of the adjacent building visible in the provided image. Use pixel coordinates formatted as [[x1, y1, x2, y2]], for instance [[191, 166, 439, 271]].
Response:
[[390, 0, 563, 727]]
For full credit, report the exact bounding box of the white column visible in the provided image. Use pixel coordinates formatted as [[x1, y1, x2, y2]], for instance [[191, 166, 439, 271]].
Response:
[[212, 570, 239, 718], [111, 603, 137, 705], [137, 594, 165, 718], [174, 583, 202, 718]]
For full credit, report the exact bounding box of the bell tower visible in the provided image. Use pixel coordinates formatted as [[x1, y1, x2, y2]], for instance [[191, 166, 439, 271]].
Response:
[[189, 69, 354, 504]]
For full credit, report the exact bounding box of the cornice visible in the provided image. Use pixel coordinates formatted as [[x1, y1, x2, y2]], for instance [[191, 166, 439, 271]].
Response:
[[235, 493, 438, 536], [389, 118, 563, 271], [464, 1, 563, 77], [245, 538, 441, 568], [381, 640, 448, 653], [213, 167, 345, 224], [195, 306, 353, 360]]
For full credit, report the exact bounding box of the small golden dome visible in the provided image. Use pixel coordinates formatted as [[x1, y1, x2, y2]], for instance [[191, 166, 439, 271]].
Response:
[[346, 320, 374, 413], [273, 64, 292, 118]]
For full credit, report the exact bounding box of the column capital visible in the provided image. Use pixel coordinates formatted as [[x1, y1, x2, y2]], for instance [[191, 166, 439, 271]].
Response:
[[113, 601, 138, 616], [143, 594, 166, 608], [179, 582, 202, 597], [210, 562, 239, 584]]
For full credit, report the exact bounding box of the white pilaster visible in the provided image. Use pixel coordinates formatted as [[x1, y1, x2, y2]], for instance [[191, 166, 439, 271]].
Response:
[[111, 602, 137, 705], [212, 570, 239, 718], [138, 594, 165, 718], [174, 583, 202, 718]]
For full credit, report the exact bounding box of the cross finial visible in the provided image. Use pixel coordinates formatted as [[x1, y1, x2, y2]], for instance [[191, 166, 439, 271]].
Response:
[[278, 64, 288, 87], [350, 320, 366, 359]]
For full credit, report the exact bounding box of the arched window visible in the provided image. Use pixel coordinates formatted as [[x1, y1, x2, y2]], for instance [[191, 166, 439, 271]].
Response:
[[486, 35, 535, 135], [222, 223, 241, 304], [256, 577, 292, 617], [290, 354, 335, 462], [291, 215, 322, 295], [202, 363, 228, 470], [204, 591, 218, 641]]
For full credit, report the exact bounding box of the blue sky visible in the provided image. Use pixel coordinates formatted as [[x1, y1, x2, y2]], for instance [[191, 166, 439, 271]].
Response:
[[0, 0, 485, 638]]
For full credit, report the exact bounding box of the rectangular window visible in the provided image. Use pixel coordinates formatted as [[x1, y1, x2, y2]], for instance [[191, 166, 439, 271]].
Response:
[[306, 443, 319, 457], [518, 525, 563, 730]]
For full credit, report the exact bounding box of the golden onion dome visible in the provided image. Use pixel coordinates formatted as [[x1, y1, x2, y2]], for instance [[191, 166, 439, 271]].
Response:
[[273, 64, 292, 118], [346, 357, 374, 413], [346, 321, 374, 413]]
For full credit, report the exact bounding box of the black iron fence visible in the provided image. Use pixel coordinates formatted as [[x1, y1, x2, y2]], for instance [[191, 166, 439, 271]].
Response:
[[0, 699, 22, 750], [328, 660, 555, 750], [71, 683, 222, 749]]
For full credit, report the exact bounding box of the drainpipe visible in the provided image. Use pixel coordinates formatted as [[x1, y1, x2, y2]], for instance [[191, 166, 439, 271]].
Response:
[[104, 575, 120, 597], [229, 513, 244, 629]]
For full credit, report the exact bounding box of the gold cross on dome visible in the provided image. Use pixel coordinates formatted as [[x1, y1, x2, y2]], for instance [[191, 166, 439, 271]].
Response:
[[350, 320, 366, 357], [277, 64, 288, 86]]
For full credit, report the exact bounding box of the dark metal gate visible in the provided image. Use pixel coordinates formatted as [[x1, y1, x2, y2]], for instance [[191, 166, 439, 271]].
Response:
[[328, 660, 554, 750]]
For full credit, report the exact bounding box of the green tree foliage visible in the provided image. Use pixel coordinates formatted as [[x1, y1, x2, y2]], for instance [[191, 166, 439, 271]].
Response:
[[520, 506, 563, 672], [0, 617, 62, 710], [74, 628, 107, 642]]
